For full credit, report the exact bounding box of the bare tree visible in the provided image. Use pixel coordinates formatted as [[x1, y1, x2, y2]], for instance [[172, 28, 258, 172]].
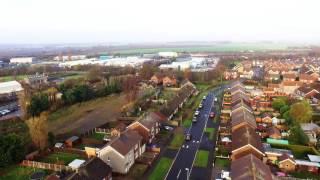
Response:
[[26, 111, 49, 150]]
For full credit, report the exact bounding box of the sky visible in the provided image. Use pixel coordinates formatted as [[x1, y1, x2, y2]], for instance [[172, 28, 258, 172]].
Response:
[[0, 0, 319, 44]]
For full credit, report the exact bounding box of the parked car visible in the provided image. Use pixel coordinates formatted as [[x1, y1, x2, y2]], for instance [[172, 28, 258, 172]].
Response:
[[185, 133, 192, 141], [203, 96, 207, 100], [210, 112, 215, 118], [199, 103, 203, 108], [195, 110, 200, 116], [192, 117, 197, 123], [164, 126, 174, 131], [214, 97, 218, 102]]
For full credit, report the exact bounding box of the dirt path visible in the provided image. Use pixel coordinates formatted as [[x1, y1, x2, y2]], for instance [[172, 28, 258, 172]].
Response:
[[49, 94, 129, 135]]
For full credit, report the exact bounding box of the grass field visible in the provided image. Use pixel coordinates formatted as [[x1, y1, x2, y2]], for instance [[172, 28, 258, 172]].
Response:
[[87, 132, 106, 140], [48, 94, 128, 135], [168, 134, 185, 149], [38, 152, 82, 165], [205, 128, 215, 140], [149, 157, 173, 180], [182, 118, 192, 127], [0, 75, 26, 82], [289, 172, 319, 179], [110, 43, 289, 55], [128, 164, 148, 179], [194, 150, 209, 167], [0, 166, 51, 180], [215, 158, 230, 168]]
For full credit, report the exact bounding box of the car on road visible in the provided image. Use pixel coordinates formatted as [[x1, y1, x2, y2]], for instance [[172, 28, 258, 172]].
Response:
[[185, 133, 192, 141], [210, 112, 215, 118], [192, 117, 197, 123], [203, 95, 207, 100], [199, 103, 203, 108], [194, 110, 200, 116]]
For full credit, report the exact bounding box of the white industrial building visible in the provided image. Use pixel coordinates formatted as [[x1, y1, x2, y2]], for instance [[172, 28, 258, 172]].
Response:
[[102, 56, 153, 67], [53, 55, 87, 61], [58, 58, 100, 67], [10, 57, 36, 64], [0, 81, 23, 95], [158, 52, 178, 58], [159, 57, 219, 71]]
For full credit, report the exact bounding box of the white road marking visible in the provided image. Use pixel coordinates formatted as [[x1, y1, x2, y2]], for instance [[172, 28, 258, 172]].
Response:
[[177, 169, 181, 179]]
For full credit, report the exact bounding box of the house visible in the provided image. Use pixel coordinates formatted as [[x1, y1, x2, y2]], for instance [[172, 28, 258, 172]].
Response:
[[162, 76, 177, 87], [278, 154, 296, 172], [231, 126, 264, 160], [150, 74, 163, 85], [299, 73, 317, 84], [230, 81, 245, 89], [295, 159, 320, 173], [127, 112, 161, 143], [24, 73, 48, 87], [65, 136, 80, 148], [312, 93, 320, 104], [231, 154, 273, 180], [300, 123, 320, 146], [267, 127, 281, 139], [281, 81, 303, 94], [261, 114, 273, 124], [295, 87, 319, 99], [263, 143, 293, 163], [265, 73, 280, 81], [224, 70, 238, 80], [231, 99, 253, 114], [110, 123, 127, 137], [159, 83, 196, 120], [231, 91, 249, 104], [230, 86, 246, 96], [231, 109, 256, 131], [282, 73, 296, 81], [66, 157, 112, 180], [97, 130, 144, 174]]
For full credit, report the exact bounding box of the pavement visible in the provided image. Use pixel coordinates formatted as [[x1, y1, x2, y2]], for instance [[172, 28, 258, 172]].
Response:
[[165, 87, 224, 180]]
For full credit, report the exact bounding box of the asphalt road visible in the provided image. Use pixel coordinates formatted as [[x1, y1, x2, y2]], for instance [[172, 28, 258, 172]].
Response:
[[165, 91, 215, 180]]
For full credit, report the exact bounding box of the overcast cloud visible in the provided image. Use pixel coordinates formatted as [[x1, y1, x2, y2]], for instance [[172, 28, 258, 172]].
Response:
[[0, 0, 319, 44]]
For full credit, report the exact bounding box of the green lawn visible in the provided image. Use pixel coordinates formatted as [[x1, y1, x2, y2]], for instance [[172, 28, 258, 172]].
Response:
[[38, 152, 82, 165], [128, 164, 148, 179], [0, 166, 51, 180], [87, 132, 106, 140], [149, 157, 173, 180], [205, 128, 215, 140], [270, 144, 320, 159], [215, 158, 230, 168], [168, 134, 185, 149], [0, 75, 26, 82], [194, 150, 209, 167], [289, 172, 319, 179], [182, 118, 192, 127]]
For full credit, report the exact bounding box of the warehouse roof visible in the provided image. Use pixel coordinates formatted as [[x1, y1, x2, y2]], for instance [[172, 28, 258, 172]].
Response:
[[0, 80, 23, 94]]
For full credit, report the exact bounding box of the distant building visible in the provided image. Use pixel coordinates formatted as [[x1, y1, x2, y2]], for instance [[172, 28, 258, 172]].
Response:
[[24, 73, 48, 87], [53, 55, 86, 61], [10, 57, 36, 64], [158, 52, 178, 58], [0, 81, 23, 96]]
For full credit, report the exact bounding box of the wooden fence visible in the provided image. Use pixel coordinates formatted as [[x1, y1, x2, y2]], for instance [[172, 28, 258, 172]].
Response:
[[21, 160, 72, 172], [54, 147, 88, 159]]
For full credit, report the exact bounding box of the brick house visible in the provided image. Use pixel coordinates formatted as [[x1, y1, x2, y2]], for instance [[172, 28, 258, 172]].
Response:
[[127, 112, 161, 143], [278, 154, 296, 172], [162, 76, 177, 87], [295, 86, 319, 99], [231, 108, 256, 132], [299, 73, 317, 84], [231, 154, 273, 180], [97, 130, 145, 174], [150, 74, 163, 85], [231, 125, 264, 160]]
